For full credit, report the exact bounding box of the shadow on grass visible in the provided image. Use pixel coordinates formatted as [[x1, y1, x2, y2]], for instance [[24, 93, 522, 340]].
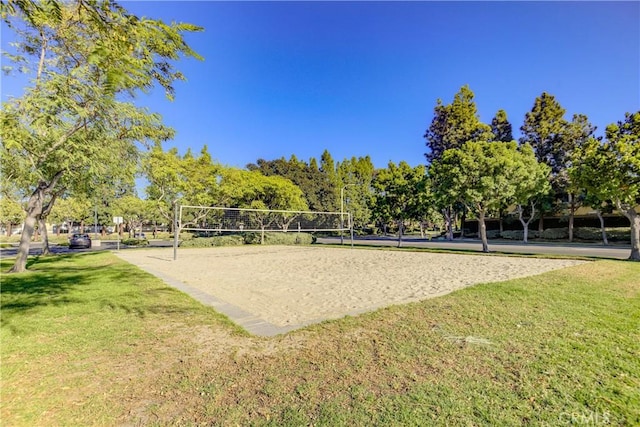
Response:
[[1, 252, 219, 332]]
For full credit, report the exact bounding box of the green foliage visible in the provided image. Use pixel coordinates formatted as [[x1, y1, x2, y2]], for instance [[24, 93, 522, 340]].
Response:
[[1, 0, 202, 272], [570, 112, 640, 259], [371, 161, 427, 240], [338, 156, 375, 230], [500, 230, 541, 240], [244, 232, 315, 245], [0, 197, 24, 227], [121, 238, 149, 247], [519, 92, 570, 174], [572, 227, 629, 242], [540, 228, 569, 240], [48, 197, 92, 227], [571, 113, 640, 211], [430, 141, 550, 251], [490, 109, 514, 142], [179, 235, 244, 248], [248, 154, 332, 213], [424, 85, 494, 163]]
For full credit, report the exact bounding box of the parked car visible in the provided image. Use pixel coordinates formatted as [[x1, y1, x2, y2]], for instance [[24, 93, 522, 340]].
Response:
[[133, 232, 146, 239], [69, 233, 92, 249]]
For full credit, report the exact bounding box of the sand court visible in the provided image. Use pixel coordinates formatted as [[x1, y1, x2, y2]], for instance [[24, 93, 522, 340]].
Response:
[[114, 246, 586, 336]]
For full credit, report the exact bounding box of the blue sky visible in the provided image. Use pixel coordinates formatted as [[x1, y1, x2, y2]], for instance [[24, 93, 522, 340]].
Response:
[[2, 1, 639, 171]]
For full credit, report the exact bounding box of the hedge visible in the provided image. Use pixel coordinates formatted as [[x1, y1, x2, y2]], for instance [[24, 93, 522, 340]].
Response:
[[179, 235, 244, 248], [244, 232, 315, 245]]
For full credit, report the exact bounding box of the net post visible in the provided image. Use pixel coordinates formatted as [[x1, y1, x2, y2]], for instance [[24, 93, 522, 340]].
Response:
[[173, 201, 180, 260], [349, 212, 354, 248]]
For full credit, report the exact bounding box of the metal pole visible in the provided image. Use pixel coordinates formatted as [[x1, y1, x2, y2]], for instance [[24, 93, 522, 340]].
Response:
[[94, 203, 98, 239], [350, 212, 354, 248], [341, 184, 355, 245], [173, 201, 179, 260], [340, 186, 345, 245]]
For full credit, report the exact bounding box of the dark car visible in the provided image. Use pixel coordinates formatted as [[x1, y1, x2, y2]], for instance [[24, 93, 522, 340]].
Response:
[[69, 233, 91, 249]]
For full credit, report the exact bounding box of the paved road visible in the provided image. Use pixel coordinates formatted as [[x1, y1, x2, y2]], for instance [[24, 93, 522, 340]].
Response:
[[316, 236, 633, 260], [0, 239, 173, 257], [0, 237, 632, 261]]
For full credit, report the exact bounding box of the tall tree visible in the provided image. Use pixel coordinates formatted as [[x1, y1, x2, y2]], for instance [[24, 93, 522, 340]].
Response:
[[337, 156, 375, 231], [570, 112, 640, 261], [491, 109, 514, 142], [519, 92, 578, 233], [564, 113, 597, 241], [319, 149, 340, 213], [424, 85, 493, 239], [424, 85, 493, 163], [0, 0, 202, 272]]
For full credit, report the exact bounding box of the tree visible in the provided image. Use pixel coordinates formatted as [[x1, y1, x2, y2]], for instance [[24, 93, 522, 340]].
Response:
[[570, 112, 640, 261], [111, 195, 148, 238], [430, 141, 542, 252], [371, 161, 426, 247], [519, 92, 590, 234], [319, 149, 340, 213], [564, 114, 597, 241], [337, 156, 375, 231], [49, 197, 92, 235], [424, 85, 493, 239], [424, 85, 494, 163], [0, 196, 24, 236], [248, 154, 327, 213], [512, 144, 552, 243], [491, 109, 514, 142], [1, 0, 202, 272]]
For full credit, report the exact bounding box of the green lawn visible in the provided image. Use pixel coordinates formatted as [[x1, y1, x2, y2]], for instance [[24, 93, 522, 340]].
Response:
[[1, 251, 638, 426]]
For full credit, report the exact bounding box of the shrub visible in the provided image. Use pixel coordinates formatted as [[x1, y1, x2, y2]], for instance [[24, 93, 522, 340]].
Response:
[[121, 238, 149, 246], [486, 230, 501, 239], [607, 227, 630, 242], [574, 227, 603, 241], [244, 232, 315, 245], [500, 230, 541, 240], [540, 228, 569, 240], [179, 235, 244, 248], [500, 230, 523, 240]]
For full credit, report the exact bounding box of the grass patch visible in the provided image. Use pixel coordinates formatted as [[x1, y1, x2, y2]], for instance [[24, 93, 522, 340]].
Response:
[[1, 252, 638, 425]]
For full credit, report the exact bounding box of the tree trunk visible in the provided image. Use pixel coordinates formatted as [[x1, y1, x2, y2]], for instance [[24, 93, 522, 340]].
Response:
[[517, 202, 536, 244], [9, 174, 63, 273], [443, 207, 454, 241], [478, 209, 489, 253], [397, 220, 403, 248], [39, 216, 51, 256], [568, 193, 575, 243], [538, 213, 544, 233], [10, 213, 38, 272], [7, 222, 13, 237], [499, 214, 504, 234], [622, 208, 640, 261], [596, 210, 608, 246], [460, 209, 466, 238]]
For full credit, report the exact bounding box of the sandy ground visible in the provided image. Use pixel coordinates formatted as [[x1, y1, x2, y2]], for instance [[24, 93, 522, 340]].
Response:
[[114, 246, 586, 330]]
